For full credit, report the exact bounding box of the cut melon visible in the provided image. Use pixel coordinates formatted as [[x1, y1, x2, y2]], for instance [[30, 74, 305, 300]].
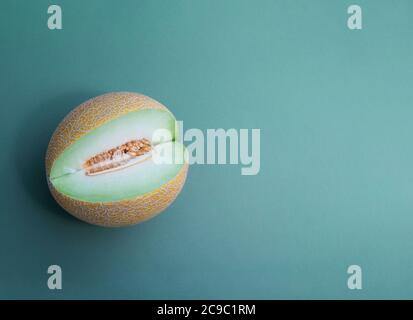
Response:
[[45, 92, 188, 227]]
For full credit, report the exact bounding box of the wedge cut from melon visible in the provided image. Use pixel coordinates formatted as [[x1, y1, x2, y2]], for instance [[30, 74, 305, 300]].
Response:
[[49, 108, 187, 203]]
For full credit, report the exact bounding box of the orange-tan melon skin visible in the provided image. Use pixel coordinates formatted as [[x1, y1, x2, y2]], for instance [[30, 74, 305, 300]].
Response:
[[45, 92, 188, 227], [47, 165, 188, 227]]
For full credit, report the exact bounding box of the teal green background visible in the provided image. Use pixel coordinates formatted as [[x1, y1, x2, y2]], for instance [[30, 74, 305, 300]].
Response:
[[1, 0, 413, 299]]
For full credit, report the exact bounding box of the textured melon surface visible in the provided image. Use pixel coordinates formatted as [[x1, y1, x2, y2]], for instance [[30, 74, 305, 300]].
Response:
[[46, 92, 188, 227]]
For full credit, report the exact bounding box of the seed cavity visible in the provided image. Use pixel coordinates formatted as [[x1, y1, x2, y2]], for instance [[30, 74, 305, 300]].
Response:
[[83, 138, 152, 176]]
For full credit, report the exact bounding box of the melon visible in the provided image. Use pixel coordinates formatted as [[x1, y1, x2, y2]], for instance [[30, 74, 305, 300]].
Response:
[[45, 92, 188, 227]]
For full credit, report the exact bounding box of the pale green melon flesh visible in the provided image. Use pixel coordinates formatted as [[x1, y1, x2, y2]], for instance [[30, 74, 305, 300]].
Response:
[[50, 109, 176, 179], [49, 109, 186, 203]]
